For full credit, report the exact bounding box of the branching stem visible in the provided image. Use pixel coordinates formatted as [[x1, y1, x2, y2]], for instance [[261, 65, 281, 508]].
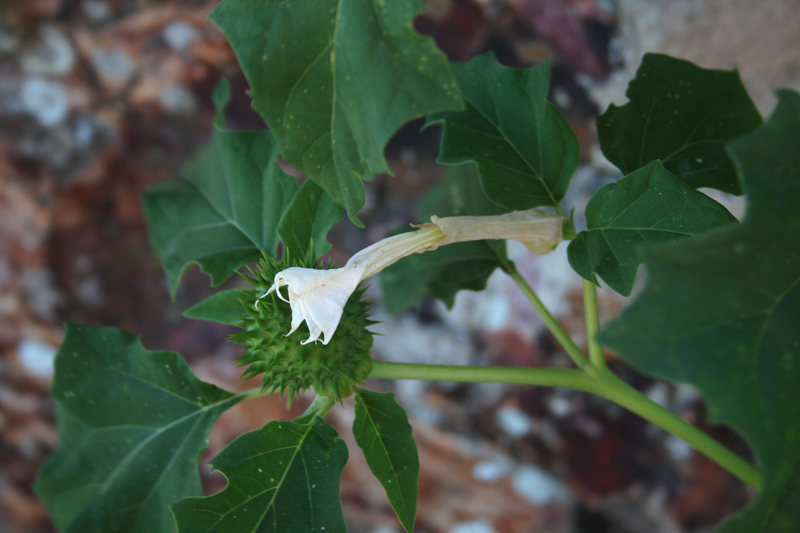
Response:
[[504, 263, 591, 369], [591, 370, 762, 490], [583, 280, 607, 371], [364, 259, 763, 491]]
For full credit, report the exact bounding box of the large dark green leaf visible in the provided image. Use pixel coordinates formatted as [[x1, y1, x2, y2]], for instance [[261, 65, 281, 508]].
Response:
[[597, 53, 762, 194], [210, 0, 463, 219], [428, 53, 579, 211], [143, 128, 298, 295], [353, 389, 419, 533], [600, 91, 800, 531], [568, 160, 736, 296], [380, 165, 509, 312], [171, 416, 348, 533], [35, 325, 244, 533]]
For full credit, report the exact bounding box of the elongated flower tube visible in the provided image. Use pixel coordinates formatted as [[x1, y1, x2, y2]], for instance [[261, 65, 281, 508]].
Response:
[[265, 208, 564, 345]]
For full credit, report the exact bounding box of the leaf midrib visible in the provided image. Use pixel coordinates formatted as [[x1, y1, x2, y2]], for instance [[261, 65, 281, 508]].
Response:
[[198, 422, 318, 532], [360, 402, 410, 521], [184, 176, 262, 252], [586, 227, 695, 237], [637, 96, 732, 169], [71, 393, 240, 523], [257, 422, 316, 532], [459, 95, 561, 208], [75, 328, 215, 410]]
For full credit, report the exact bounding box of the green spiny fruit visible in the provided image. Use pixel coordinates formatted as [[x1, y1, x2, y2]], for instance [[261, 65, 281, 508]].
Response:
[[232, 256, 375, 403]]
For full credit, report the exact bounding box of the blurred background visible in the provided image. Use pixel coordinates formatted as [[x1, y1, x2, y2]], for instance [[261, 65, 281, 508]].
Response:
[[1, 0, 798, 532]]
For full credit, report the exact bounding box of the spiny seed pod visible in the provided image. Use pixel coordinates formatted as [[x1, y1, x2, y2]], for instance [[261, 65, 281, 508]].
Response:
[[232, 256, 376, 403]]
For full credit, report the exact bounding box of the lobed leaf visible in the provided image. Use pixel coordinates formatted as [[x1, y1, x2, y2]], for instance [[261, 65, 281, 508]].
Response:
[[429, 53, 579, 211], [210, 0, 463, 219], [568, 160, 737, 296], [353, 389, 419, 532], [144, 127, 341, 296], [143, 128, 294, 295], [380, 165, 509, 312], [600, 90, 800, 531], [171, 416, 348, 533], [597, 53, 762, 194], [35, 325, 243, 533]]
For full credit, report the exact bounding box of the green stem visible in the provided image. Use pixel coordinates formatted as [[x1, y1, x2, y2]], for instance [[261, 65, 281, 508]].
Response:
[[582, 280, 607, 371], [505, 263, 591, 369], [369, 361, 599, 393], [592, 370, 762, 490], [302, 394, 337, 419], [367, 251, 761, 490], [369, 360, 761, 490]]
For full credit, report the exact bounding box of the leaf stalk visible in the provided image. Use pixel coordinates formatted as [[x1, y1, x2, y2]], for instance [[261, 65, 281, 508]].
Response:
[[302, 394, 337, 419]]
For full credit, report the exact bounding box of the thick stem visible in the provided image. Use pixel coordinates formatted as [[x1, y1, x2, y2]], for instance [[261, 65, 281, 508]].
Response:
[[505, 264, 591, 369], [367, 257, 761, 490], [592, 370, 761, 490], [369, 361, 599, 393], [582, 280, 607, 371], [368, 360, 761, 490]]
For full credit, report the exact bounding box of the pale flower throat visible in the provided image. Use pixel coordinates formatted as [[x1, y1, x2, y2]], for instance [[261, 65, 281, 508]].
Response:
[[263, 209, 564, 345]]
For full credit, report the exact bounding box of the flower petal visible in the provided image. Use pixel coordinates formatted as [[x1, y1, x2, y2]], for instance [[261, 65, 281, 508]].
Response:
[[287, 290, 305, 336], [303, 263, 366, 344], [270, 262, 368, 344]]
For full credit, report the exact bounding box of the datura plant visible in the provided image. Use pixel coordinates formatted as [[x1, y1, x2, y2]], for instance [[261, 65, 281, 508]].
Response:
[[35, 1, 799, 532]]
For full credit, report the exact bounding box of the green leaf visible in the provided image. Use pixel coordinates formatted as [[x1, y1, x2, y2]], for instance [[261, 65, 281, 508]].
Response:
[[597, 53, 762, 194], [429, 53, 579, 211], [278, 178, 343, 260], [212, 77, 232, 126], [417, 164, 507, 221], [599, 90, 800, 531], [568, 160, 737, 296], [35, 324, 243, 533], [184, 289, 244, 325], [382, 239, 506, 312], [353, 389, 419, 533], [171, 416, 348, 533], [210, 0, 463, 219], [143, 128, 299, 295], [380, 165, 508, 312]]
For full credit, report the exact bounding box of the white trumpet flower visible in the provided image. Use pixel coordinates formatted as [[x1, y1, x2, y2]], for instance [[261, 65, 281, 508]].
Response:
[[264, 209, 564, 345]]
